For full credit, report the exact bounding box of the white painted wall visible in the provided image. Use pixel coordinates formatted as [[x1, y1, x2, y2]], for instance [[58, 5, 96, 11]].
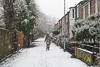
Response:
[[77, 5, 79, 18], [88, 2, 90, 16], [69, 20, 75, 39], [95, 0, 98, 14], [69, 8, 75, 39]]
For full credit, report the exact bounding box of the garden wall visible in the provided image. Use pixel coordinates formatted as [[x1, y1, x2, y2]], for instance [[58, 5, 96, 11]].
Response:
[[17, 32, 24, 49], [0, 29, 14, 62], [75, 47, 93, 65]]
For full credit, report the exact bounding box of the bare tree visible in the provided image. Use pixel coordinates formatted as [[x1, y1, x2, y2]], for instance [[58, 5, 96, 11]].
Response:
[[35, 10, 58, 37]]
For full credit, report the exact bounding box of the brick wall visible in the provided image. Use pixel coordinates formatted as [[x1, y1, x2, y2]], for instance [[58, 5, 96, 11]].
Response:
[[98, 0, 100, 12], [91, 0, 95, 14], [67, 12, 70, 33], [85, 4, 88, 18], [65, 15, 68, 32], [59, 20, 62, 35], [17, 32, 24, 49], [0, 29, 14, 61], [62, 17, 64, 34], [79, 4, 83, 19], [75, 47, 93, 65]]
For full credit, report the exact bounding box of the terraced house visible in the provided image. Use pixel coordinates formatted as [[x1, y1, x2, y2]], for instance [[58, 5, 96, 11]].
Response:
[[57, 0, 100, 41], [57, 12, 70, 41]]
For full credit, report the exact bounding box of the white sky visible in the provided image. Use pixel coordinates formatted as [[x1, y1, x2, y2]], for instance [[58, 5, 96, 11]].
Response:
[[35, 0, 82, 19]]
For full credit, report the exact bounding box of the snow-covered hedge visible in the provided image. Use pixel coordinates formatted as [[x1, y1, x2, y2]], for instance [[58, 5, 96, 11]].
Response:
[[72, 13, 100, 41]]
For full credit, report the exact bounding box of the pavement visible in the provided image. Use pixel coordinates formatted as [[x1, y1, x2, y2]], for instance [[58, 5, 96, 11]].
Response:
[[0, 38, 88, 67]]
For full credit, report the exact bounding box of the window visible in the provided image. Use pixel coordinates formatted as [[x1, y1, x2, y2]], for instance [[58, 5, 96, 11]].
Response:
[[72, 9, 74, 18]]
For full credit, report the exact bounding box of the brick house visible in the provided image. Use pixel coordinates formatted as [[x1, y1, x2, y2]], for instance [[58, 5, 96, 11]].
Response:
[[98, 0, 100, 12], [90, 0, 96, 14], [66, 12, 70, 36], [58, 19, 62, 36], [54, 23, 59, 31], [58, 17, 63, 36], [83, 0, 90, 19], [78, 0, 99, 19], [75, 1, 85, 20], [57, 0, 100, 66], [58, 12, 69, 40], [58, 16, 65, 36], [58, 0, 100, 41], [65, 12, 70, 40], [90, 0, 99, 14], [61, 16, 64, 35]]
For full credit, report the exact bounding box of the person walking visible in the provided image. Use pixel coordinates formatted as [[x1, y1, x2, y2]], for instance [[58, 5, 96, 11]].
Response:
[[44, 33, 51, 51]]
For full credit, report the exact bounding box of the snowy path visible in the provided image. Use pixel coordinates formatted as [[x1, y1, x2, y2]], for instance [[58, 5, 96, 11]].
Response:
[[0, 38, 88, 67]]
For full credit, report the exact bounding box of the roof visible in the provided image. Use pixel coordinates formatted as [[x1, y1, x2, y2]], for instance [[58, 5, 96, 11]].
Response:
[[77, 0, 90, 5], [58, 11, 70, 22], [82, 0, 90, 6], [69, 6, 75, 9]]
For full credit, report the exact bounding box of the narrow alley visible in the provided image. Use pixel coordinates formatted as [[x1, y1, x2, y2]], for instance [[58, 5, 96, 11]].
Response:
[[0, 38, 88, 67]]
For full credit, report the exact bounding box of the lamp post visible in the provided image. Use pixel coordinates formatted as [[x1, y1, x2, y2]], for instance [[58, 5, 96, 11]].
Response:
[[63, 0, 66, 52]]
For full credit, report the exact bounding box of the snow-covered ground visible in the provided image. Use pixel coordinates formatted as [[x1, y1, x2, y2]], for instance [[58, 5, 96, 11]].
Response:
[[0, 38, 88, 67]]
